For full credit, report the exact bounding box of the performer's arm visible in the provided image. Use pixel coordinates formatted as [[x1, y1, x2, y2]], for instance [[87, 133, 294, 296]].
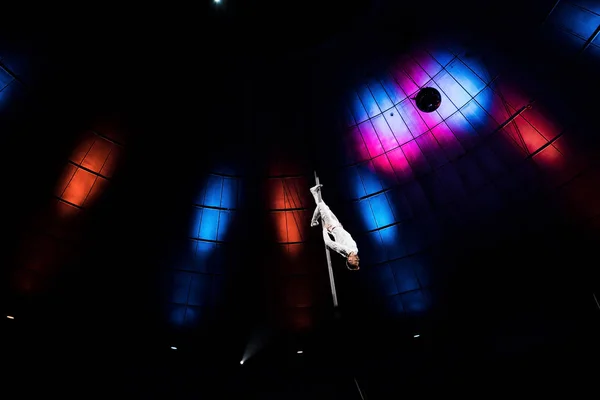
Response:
[[311, 206, 321, 227], [322, 228, 351, 257]]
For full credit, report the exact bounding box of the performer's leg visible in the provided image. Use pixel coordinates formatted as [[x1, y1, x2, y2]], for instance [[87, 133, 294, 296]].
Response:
[[310, 184, 323, 204]]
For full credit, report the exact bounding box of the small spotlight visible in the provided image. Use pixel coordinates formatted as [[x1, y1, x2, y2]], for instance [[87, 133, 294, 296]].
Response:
[[413, 334, 420, 338], [297, 350, 303, 354], [7, 316, 14, 320], [240, 360, 244, 365], [170, 346, 177, 350], [214, 0, 221, 3]]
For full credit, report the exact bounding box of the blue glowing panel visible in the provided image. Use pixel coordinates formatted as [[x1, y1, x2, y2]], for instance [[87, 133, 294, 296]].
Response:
[[371, 114, 399, 152], [412, 49, 443, 77], [204, 175, 223, 208], [434, 69, 471, 109], [446, 58, 487, 97], [384, 107, 413, 145], [400, 54, 430, 86], [217, 211, 232, 241], [358, 120, 385, 158], [387, 187, 413, 222], [379, 225, 405, 259], [390, 64, 419, 96], [551, 1, 600, 38], [190, 207, 203, 237], [396, 100, 428, 137], [356, 199, 377, 231], [401, 141, 431, 175], [344, 166, 367, 199], [385, 295, 405, 316], [431, 122, 465, 161], [167, 304, 187, 326], [475, 87, 510, 125], [356, 161, 383, 195], [416, 132, 448, 169], [357, 84, 381, 118], [461, 55, 493, 83], [365, 264, 398, 297], [400, 289, 430, 315], [427, 80, 458, 119], [187, 274, 211, 306], [0, 67, 13, 89], [343, 105, 355, 128], [380, 73, 407, 104], [360, 231, 387, 265], [198, 208, 219, 241], [368, 79, 394, 111], [576, 1, 600, 14], [349, 91, 369, 123], [348, 126, 370, 163], [372, 154, 398, 188], [369, 193, 395, 228], [389, 258, 420, 293], [460, 100, 498, 137], [445, 111, 480, 150], [169, 271, 193, 304], [192, 241, 216, 273], [426, 44, 455, 67], [221, 178, 238, 209]]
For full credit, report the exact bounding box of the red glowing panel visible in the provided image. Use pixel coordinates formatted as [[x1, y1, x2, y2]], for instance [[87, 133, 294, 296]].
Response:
[[371, 114, 399, 151], [286, 210, 309, 243], [99, 146, 123, 178], [86, 177, 109, 207], [358, 120, 384, 158], [387, 147, 414, 184], [267, 179, 285, 209], [390, 64, 419, 96], [53, 198, 80, 220], [59, 168, 97, 207], [431, 122, 465, 160], [522, 105, 563, 141], [372, 154, 398, 184], [55, 164, 77, 197], [80, 138, 112, 173], [397, 100, 428, 137], [282, 178, 310, 209], [348, 126, 370, 163], [495, 80, 529, 109], [511, 116, 549, 154], [70, 132, 96, 164], [402, 141, 430, 175], [271, 212, 288, 242]]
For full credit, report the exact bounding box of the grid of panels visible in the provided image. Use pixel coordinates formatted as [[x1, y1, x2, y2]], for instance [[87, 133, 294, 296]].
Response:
[[337, 41, 577, 318], [543, 1, 600, 57], [166, 173, 242, 328], [266, 175, 323, 331]]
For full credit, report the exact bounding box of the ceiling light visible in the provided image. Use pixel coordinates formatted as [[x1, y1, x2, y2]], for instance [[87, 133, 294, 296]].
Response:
[[7, 316, 14, 319], [413, 334, 420, 338], [297, 350, 303, 354], [170, 346, 177, 350], [240, 360, 244, 365]]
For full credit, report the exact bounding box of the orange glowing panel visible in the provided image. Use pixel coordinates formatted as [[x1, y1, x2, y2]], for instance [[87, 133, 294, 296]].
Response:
[[282, 178, 310, 209], [60, 169, 98, 207], [267, 179, 285, 209], [271, 212, 288, 242]]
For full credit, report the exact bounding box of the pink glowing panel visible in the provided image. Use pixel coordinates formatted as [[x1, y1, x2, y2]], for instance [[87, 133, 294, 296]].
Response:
[[399, 54, 430, 86], [434, 69, 471, 109], [427, 81, 457, 119], [402, 141, 431, 175], [347, 126, 370, 163], [368, 79, 394, 111], [387, 147, 414, 184], [372, 154, 399, 185], [521, 105, 563, 141], [371, 114, 399, 151], [412, 49, 443, 77], [475, 86, 511, 125], [445, 112, 480, 150], [381, 73, 407, 104], [431, 122, 465, 160], [357, 85, 381, 118], [358, 120, 385, 158], [511, 116, 549, 154], [495, 80, 529, 109], [416, 132, 448, 169], [389, 64, 419, 96], [396, 100, 428, 137], [384, 107, 413, 145]]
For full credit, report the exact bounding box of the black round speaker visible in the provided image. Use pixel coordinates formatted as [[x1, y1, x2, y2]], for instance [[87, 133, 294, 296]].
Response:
[[415, 87, 442, 113]]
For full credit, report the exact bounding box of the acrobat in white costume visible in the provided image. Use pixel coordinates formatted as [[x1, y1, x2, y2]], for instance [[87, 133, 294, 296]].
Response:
[[310, 184, 360, 270]]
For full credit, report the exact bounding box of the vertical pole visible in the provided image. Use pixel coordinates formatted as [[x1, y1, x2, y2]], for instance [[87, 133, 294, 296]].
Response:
[[354, 377, 366, 400], [314, 171, 338, 308]]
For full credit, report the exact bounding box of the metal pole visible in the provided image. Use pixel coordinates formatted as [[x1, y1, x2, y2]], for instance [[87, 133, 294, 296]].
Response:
[[314, 171, 338, 308], [354, 377, 366, 400]]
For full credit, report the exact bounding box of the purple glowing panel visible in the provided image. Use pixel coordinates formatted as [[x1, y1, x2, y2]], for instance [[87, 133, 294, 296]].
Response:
[[402, 141, 431, 175], [399, 54, 431, 86], [427, 81, 458, 119], [372, 154, 399, 187], [397, 100, 428, 137], [416, 132, 448, 169], [384, 108, 413, 145], [387, 147, 414, 184], [381, 73, 407, 104], [445, 111, 480, 150], [348, 126, 370, 163], [460, 100, 498, 138], [431, 122, 465, 161], [371, 114, 399, 151], [412, 49, 443, 77], [434, 69, 471, 109], [390, 64, 419, 96]]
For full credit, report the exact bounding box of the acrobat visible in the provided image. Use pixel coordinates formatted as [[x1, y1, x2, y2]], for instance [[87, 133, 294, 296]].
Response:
[[310, 184, 360, 270]]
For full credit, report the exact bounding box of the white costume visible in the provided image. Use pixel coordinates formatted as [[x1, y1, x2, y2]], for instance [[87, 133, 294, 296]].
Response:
[[310, 185, 358, 258]]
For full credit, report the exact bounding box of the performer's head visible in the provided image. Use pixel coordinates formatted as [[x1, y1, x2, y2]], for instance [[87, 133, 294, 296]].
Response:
[[346, 252, 360, 270]]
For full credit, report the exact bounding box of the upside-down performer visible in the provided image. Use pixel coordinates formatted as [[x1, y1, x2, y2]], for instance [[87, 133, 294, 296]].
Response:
[[310, 184, 360, 270]]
